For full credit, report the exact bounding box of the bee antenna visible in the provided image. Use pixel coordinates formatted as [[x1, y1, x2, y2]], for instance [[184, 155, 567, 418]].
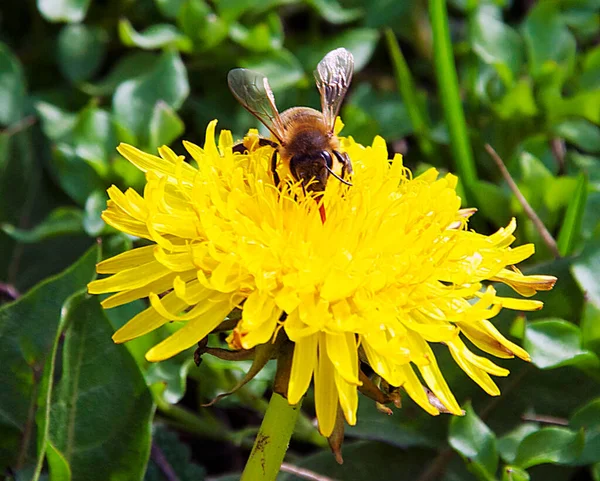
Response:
[[325, 165, 352, 186]]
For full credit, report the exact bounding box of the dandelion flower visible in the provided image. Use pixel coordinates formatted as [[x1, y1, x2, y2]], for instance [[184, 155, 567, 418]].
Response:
[[88, 120, 556, 437]]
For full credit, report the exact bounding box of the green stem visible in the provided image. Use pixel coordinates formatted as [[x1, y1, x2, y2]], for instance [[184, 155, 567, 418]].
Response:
[[384, 28, 435, 158], [240, 393, 302, 481], [429, 0, 478, 199]]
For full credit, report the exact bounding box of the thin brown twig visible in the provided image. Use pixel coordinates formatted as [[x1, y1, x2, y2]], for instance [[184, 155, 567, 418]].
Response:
[[1, 115, 37, 137], [151, 441, 181, 481], [280, 463, 340, 481], [521, 413, 569, 426], [485, 144, 561, 259]]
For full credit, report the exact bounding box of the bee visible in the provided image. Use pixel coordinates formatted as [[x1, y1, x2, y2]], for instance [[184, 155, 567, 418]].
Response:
[[228, 48, 354, 197]]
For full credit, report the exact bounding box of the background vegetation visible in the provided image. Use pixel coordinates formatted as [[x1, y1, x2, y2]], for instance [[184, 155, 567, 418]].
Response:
[[1, 0, 600, 480]]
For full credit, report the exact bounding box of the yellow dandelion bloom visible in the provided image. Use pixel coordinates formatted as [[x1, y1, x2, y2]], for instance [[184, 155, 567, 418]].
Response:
[[88, 120, 556, 437]]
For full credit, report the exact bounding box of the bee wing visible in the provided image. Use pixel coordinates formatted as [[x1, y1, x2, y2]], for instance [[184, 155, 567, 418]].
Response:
[[227, 68, 286, 143], [314, 48, 354, 132]]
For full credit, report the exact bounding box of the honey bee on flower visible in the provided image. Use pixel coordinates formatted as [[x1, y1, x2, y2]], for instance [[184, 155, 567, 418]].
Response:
[[88, 117, 555, 439]]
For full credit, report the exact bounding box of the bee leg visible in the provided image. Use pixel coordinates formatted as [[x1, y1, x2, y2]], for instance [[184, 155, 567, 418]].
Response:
[[270, 149, 281, 187], [232, 142, 247, 154], [333, 150, 353, 178]]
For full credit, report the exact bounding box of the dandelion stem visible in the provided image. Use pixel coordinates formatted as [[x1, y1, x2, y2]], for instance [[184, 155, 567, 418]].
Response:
[[484, 144, 561, 259], [240, 392, 302, 481]]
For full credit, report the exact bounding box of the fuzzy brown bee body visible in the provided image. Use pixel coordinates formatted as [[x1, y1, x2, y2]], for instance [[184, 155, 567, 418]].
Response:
[[228, 48, 354, 193]]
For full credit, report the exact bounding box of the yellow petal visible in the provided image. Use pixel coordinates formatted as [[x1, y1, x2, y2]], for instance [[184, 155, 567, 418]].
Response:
[[88, 261, 171, 294], [334, 370, 358, 426], [325, 332, 361, 385], [96, 245, 156, 274], [288, 334, 318, 404], [112, 290, 188, 343], [314, 334, 339, 437], [145, 298, 238, 361]]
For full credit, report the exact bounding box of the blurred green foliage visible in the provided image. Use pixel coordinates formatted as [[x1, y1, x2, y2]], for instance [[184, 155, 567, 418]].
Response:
[[1, 0, 600, 480]]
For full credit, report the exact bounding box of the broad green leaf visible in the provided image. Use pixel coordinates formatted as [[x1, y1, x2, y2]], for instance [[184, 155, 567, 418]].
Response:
[[2, 207, 84, 243], [70, 106, 116, 176], [471, 180, 511, 225], [178, 0, 229, 50], [579, 45, 600, 91], [514, 427, 585, 469], [34, 102, 78, 140], [498, 424, 539, 464], [113, 50, 189, 144], [572, 244, 600, 309], [119, 19, 192, 52], [553, 119, 600, 154], [296, 28, 379, 74], [149, 101, 185, 150], [146, 358, 194, 404], [470, 5, 523, 85], [0, 246, 98, 470], [155, 0, 186, 18], [229, 13, 283, 52], [306, 0, 362, 24], [502, 466, 530, 481], [582, 302, 600, 357], [522, 2, 576, 78], [37, 0, 91, 22], [48, 144, 106, 205], [241, 49, 304, 91], [449, 403, 498, 480], [82, 190, 107, 236], [81, 52, 158, 97], [493, 78, 538, 119], [570, 398, 600, 465], [556, 173, 588, 256], [0, 43, 26, 125], [549, 89, 600, 125], [364, 0, 414, 29], [57, 24, 107, 83], [47, 293, 154, 481], [523, 319, 600, 372]]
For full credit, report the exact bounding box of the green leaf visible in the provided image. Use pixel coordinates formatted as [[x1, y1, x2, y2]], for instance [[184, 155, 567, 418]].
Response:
[[48, 144, 106, 205], [471, 180, 512, 225], [155, 0, 186, 18], [449, 403, 498, 480], [502, 466, 530, 481], [582, 302, 600, 357], [0, 43, 26, 126], [296, 28, 379, 74], [229, 13, 283, 52], [557, 173, 588, 256], [522, 2, 576, 78], [2, 207, 84, 242], [34, 101, 78, 140], [178, 0, 229, 50], [146, 358, 194, 404], [579, 45, 600, 91], [81, 52, 159, 97], [498, 423, 539, 464], [514, 427, 585, 469], [57, 24, 107, 83], [118, 18, 192, 52], [70, 106, 116, 176], [553, 119, 600, 154], [47, 294, 154, 481], [241, 49, 304, 91], [113, 51, 189, 144], [572, 244, 600, 309], [82, 190, 107, 236], [570, 398, 600, 464], [149, 101, 185, 150], [470, 5, 523, 86], [36, 0, 91, 22], [524, 319, 600, 372], [493, 78, 538, 119], [306, 0, 362, 24], [0, 246, 98, 470]]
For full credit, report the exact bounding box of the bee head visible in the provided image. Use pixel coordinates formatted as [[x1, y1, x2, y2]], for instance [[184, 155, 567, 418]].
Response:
[[289, 151, 333, 193]]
